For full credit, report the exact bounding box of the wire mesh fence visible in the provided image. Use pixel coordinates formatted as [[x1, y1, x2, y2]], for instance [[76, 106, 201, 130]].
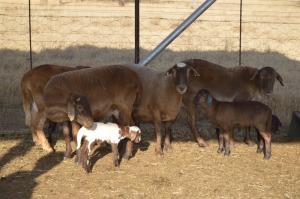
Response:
[[1, 0, 299, 67]]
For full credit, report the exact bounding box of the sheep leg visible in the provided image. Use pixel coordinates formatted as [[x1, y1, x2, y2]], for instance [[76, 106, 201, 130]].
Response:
[[164, 122, 173, 152], [244, 126, 254, 146], [63, 121, 72, 158], [217, 132, 224, 154], [259, 131, 272, 160], [223, 131, 231, 157], [47, 121, 57, 143], [116, 104, 135, 160], [153, 115, 164, 157], [185, 103, 209, 147], [111, 143, 120, 167], [32, 111, 53, 152]]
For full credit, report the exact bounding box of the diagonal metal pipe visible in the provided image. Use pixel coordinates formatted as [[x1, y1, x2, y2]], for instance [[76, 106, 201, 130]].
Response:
[[138, 0, 216, 66]]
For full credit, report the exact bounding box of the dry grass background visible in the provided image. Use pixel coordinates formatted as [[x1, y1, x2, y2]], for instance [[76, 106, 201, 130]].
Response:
[[0, 0, 300, 198]]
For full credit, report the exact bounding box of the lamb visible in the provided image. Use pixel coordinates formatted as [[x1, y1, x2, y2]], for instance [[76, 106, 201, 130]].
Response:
[[193, 89, 273, 160], [76, 122, 142, 173], [178, 59, 283, 147], [125, 62, 200, 157], [20, 64, 89, 152], [43, 64, 142, 158]]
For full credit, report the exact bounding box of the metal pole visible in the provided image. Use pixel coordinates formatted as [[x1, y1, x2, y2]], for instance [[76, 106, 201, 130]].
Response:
[[29, 0, 33, 69], [139, 0, 216, 66], [239, 0, 242, 66], [135, 0, 140, 64]]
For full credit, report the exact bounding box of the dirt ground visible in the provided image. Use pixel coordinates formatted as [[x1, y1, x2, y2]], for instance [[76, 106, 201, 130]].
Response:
[[0, 109, 299, 199]]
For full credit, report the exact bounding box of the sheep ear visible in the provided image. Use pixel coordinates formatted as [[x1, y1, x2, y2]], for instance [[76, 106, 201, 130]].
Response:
[[189, 67, 200, 77], [164, 67, 174, 76], [67, 93, 76, 121], [250, 69, 260, 80], [276, 73, 284, 86]]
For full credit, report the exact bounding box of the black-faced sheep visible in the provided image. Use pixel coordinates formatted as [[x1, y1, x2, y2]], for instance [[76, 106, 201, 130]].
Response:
[[125, 62, 200, 157], [76, 122, 142, 173], [179, 59, 283, 147], [193, 89, 272, 160]]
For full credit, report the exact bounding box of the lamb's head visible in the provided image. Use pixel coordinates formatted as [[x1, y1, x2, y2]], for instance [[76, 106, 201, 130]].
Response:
[[165, 62, 200, 95], [67, 92, 93, 128], [250, 66, 284, 95], [120, 126, 142, 143], [193, 89, 214, 109]]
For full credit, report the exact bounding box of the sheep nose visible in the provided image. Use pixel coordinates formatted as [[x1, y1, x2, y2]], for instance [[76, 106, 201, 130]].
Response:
[[177, 85, 187, 94]]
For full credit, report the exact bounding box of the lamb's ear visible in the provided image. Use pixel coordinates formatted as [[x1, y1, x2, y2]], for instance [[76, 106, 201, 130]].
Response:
[[276, 73, 284, 86], [250, 69, 260, 80], [189, 67, 200, 77], [129, 131, 137, 141], [67, 93, 77, 121]]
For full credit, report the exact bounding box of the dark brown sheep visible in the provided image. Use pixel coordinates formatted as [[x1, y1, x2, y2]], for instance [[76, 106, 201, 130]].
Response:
[[193, 89, 273, 160], [178, 59, 283, 147]]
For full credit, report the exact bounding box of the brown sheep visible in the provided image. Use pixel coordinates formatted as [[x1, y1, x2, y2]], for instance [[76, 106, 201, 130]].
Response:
[[126, 62, 200, 157], [176, 59, 283, 148], [194, 89, 272, 160], [20, 64, 89, 152], [43, 64, 142, 159]]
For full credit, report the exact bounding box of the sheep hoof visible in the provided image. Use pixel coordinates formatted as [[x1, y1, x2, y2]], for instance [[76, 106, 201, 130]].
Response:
[[164, 145, 173, 152], [256, 148, 263, 154], [198, 141, 209, 148], [122, 153, 131, 161], [43, 145, 54, 153], [245, 139, 254, 147], [217, 148, 224, 154], [224, 151, 231, 157], [155, 151, 164, 158], [264, 154, 271, 160]]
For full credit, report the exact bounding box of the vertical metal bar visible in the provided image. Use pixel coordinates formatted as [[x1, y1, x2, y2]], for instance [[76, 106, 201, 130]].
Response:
[[139, 0, 216, 66], [29, 0, 33, 69], [135, 0, 140, 64], [239, 0, 242, 66]]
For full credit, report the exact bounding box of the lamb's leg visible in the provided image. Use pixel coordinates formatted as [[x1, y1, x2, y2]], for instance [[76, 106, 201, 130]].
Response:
[[223, 131, 231, 157], [164, 121, 173, 152], [183, 98, 208, 147], [80, 140, 91, 173], [256, 129, 264, 154], [111, 143, 120, 167], [244, 126, 254, 146], [259, 131, 272, 160], [63, 121, 72, 158]]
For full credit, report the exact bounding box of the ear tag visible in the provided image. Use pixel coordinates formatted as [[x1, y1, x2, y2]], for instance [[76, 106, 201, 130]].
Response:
[[207, 96, 212, 105]]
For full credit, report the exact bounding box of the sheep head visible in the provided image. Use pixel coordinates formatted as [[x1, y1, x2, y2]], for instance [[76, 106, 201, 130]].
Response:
[[67, 92, 93, 128], [165, 62, 200, 95], [250, 66, 284, 95]]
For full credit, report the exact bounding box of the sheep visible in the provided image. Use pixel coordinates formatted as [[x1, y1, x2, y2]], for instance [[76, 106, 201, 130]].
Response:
[[124, 62, 200, 157], [177, 58, 283, 147], [42, 64, 142, 158], [20, 64, 89, 152], [76, 122, 141, 173], [193, 89, 273, 160]]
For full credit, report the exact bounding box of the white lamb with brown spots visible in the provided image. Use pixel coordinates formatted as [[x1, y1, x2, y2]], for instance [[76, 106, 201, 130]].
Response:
[[76, 122, 141, 173]]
